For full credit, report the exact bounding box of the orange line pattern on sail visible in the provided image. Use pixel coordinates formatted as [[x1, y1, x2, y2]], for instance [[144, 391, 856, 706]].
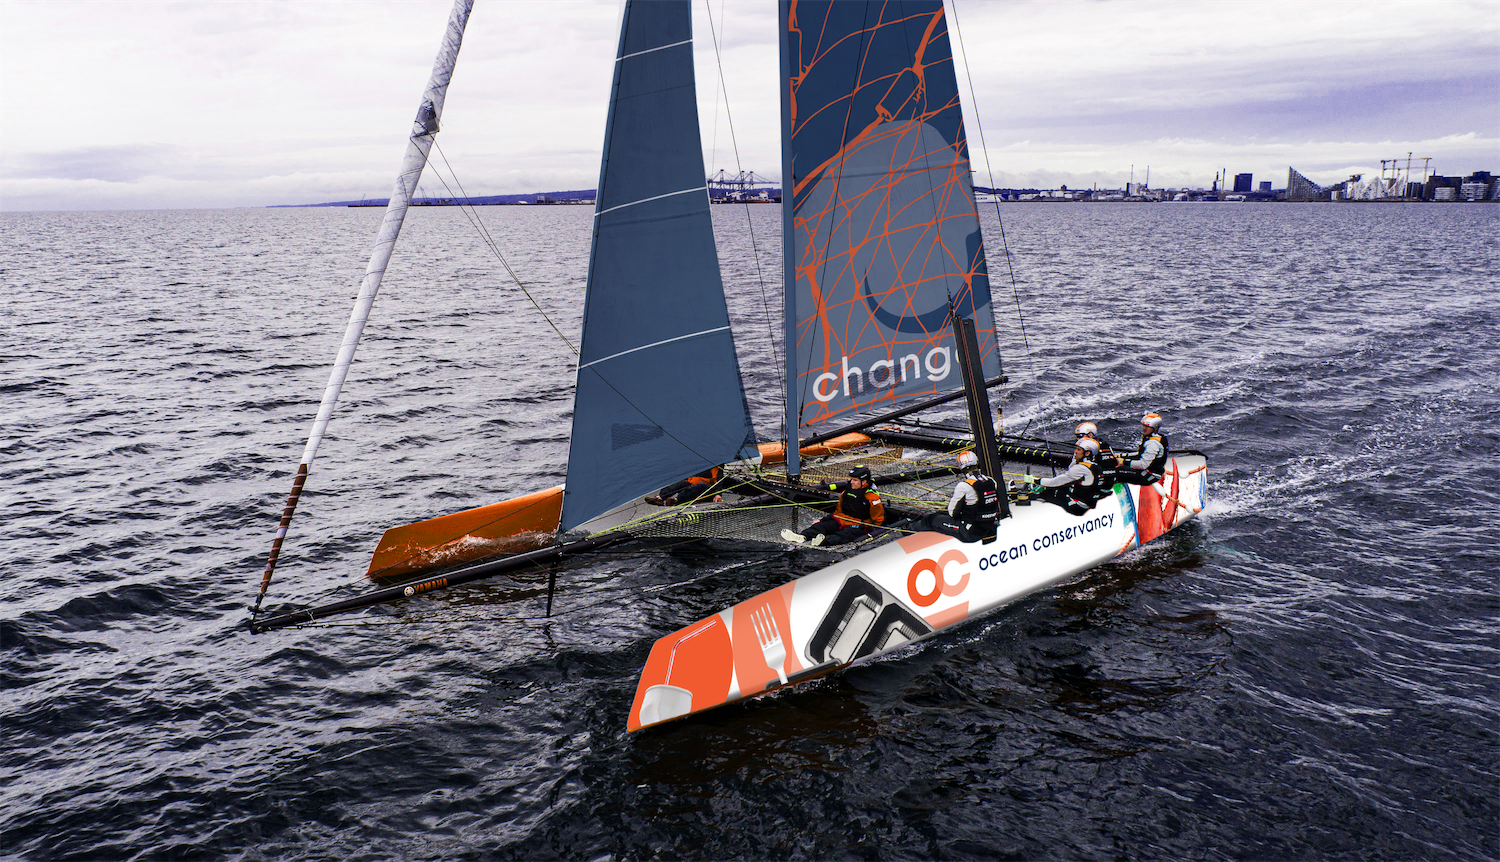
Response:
[[788, 1, 995, 429]]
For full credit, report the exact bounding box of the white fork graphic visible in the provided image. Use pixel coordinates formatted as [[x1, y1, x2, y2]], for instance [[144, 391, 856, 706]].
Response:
[[750, 605, 788, 685]]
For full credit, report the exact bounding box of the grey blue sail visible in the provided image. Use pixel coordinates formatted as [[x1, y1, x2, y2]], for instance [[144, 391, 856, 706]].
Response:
[[781, 0, 1000, 437], [561, 0, 758, 531]]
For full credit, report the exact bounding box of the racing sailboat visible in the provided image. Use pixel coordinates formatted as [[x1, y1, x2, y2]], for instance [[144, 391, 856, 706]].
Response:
[[250, 0, 1207, 734], [624, 0, 1206, 729]]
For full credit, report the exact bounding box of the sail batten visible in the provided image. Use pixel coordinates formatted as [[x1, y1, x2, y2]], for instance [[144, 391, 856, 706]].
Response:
[[594, 185, 708, 217], [619, 38, 693, 61], [579, 326, 732, 370], [561, 0, 757, 531]]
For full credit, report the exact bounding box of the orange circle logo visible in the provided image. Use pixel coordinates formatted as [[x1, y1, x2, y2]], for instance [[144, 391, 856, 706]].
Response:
[[907, 549, 970, 607]]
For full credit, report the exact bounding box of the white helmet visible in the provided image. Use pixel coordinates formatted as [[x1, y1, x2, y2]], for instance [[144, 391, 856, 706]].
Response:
[[1076, 437, 1100, 457], [1075, 421, 1098, 438], [1142, 412, 1163, 430], [957, 450, 978, 470]]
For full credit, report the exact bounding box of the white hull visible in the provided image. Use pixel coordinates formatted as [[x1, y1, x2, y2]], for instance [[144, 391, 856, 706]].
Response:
[[629, 454, 1207, 730]]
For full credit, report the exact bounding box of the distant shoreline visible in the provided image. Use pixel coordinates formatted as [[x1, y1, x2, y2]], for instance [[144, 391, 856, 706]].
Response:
[[273, 177, 1497, 208]]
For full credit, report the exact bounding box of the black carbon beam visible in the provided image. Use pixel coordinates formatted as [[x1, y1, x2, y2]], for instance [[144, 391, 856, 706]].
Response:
[[247, 531, 635, 634], [798, 374, 1007, 448], [858, 428, 1071, 468], [951, 311, 1010, 519]]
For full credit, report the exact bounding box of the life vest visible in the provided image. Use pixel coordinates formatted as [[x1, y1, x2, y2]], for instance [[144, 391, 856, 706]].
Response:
[[953, 474, 1000, 535], [1133, 432, 1169, 476], [1064, 457, 1099, 511], [1090, 443, 1119, 500], [685, 466, 722, 486], [833, 487, 885, 529], [1094, 437, 1115, 462]]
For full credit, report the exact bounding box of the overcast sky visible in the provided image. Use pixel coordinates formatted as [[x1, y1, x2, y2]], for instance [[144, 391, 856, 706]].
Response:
[[2, 0, 1496, 211]]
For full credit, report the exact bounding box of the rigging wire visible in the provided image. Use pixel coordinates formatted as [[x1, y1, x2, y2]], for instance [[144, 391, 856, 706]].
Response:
[[894, 4, 962, 325], [262, 137, 736, 602], [276, 550, 780, 630], [702, 0, 786, 429], [266, 437, 1059, 624], [263, 461, 891, 618], [426, 144, 750, 489], [705, 0, 724, 168], [799, 2, 876, 432], [264, 519, 810, 625], [429, 141, 579, 356], [948, 0, 1043, 435], [266, 8, 1038, 622]]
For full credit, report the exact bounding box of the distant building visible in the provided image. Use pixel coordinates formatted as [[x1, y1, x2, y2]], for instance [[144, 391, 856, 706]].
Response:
[[1287, 168, 1323, 201], [1259, 181, 1272, 192], [1234, 173, 1253, 193], [1425, 175, 1464, 201], [1344, 174, 1401, 200]]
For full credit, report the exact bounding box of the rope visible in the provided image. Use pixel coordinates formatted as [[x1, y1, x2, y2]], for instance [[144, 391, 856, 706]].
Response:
[[429, 142, 579, 355], [948, 0, 1042, 435], [703, 0, 785, 430], [424, 144, 744, 481]]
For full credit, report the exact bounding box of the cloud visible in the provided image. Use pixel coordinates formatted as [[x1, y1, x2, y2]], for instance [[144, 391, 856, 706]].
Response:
[[0, 0, 1495, 210], [948, 0, 1500, 188], [3, 145, 179, 183], [977, 131, 1500, 191]]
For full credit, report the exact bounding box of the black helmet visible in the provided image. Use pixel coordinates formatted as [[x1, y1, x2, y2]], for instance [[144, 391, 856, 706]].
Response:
[[848, 464, 872, 481]]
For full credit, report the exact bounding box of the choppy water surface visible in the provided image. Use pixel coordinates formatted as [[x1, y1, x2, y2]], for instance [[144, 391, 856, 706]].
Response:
[[2, 202, 1496, 860]]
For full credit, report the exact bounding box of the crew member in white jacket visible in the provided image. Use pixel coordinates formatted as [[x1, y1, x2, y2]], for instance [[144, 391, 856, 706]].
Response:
[[1035, 437, 1101, 515], [1117, 412, 1169, 485]]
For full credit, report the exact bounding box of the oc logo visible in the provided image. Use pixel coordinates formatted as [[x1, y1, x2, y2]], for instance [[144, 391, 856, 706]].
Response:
[[906, 549, 970, 607]]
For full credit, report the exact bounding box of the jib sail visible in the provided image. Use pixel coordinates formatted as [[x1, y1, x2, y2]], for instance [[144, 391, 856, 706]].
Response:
[[562, 0, 758, 531]]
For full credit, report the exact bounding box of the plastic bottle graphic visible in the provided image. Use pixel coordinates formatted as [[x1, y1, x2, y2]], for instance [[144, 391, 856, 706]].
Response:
[[638, 617, 720, 725]]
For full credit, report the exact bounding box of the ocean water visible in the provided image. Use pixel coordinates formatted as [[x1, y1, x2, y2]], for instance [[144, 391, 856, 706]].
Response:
[[2, 202, 1496, 860]]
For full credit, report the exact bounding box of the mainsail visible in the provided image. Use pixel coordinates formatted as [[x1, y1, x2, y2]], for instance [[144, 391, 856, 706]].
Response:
[[561, 0, 758, 531], [781, 0, 1000, 446]]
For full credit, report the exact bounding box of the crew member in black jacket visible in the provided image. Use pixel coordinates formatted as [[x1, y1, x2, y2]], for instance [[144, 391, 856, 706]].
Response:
[[920, 450, 1000, 542], [782, 465, 886, 547]]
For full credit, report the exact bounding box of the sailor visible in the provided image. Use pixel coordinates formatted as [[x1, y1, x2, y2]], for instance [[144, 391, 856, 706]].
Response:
[[1033, 437, 1101, 516], [646, 465, 725, 506], [1116, 412, 1169, 485], [920, 451, 1000, 543], [782, 464, 886, 547], [1076, 421, 1118, 499], [1075, 421, 1114, 461]]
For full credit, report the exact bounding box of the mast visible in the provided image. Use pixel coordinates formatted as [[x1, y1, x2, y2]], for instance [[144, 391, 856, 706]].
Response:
[[778, 0, 800, 480], [254, 0, 474, 616], [951, 309, 1010, 520]]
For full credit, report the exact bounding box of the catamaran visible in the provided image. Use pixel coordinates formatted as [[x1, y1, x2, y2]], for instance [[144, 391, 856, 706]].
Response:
[[249, 0, 1208, 733]]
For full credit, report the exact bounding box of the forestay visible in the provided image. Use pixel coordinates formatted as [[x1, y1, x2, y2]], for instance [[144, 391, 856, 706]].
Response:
[[562, 0, 758, 531]]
